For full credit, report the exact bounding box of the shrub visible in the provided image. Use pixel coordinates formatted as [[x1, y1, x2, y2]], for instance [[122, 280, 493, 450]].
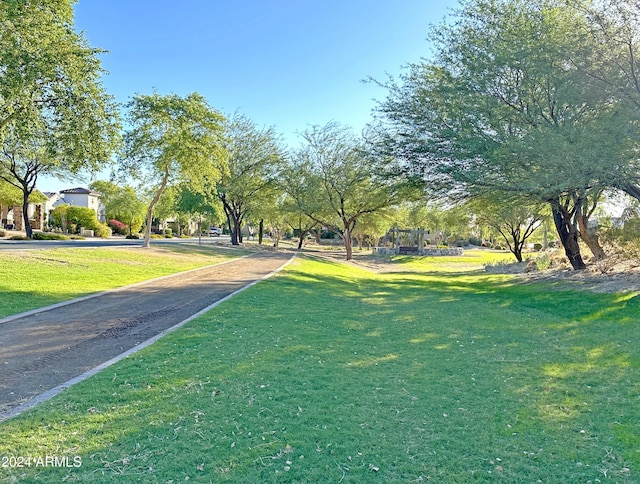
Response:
[[164, 228, 173, 237], [126, 234, 140, 239], [533, 243, 543, 251], [32, 232, 70, 241], [94, 223, 112, 238], [9, 235, 28, 240], [468, 236, 481, 246], [535, 253, 552, 271], [108, 219, 128, 235], [0, 230, 5, 238]]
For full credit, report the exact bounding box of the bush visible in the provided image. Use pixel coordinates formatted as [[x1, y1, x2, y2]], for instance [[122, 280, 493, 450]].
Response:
[[108, 219, 128, 236], [126, 234, 140, 239], [533, 243, 543, 251], [9, 235, 28, 240], [535, 253, 552, 271], [94, 223, 112, 238], [468, 236, 481, 246], [0, 230, 5, 238], [164, 228, 173, 237], [32, 232, 71, 241]]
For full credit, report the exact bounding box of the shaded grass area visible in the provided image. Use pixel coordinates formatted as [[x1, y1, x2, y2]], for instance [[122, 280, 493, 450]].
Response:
[[1, 255, 639, 482], [0, 246, 246, 318]]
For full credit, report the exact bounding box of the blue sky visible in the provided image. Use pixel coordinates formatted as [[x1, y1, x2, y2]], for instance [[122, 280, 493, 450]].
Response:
[[40, 0, 458, 191]]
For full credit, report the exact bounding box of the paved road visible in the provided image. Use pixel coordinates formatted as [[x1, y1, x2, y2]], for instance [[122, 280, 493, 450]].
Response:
[[0, 252, 293, 418], [0, 235, 233, 251]]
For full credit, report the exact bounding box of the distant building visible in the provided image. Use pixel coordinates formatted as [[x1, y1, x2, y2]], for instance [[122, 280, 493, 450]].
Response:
[[57, 187, 105, 222]]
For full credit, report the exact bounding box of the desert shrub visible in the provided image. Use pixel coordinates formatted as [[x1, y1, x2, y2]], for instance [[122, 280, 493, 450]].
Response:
[[533, 243, 542, 251], [535, 253, 552, 271]]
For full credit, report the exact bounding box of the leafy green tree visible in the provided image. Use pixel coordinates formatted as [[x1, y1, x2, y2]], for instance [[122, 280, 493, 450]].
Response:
[[278, 194, 320, 249], [570, 0, 640, 200], [174, 184, 223, 236], [121, 92, 227, 247], [90, 180, 122, 210], [213, 114, 284, 245], [293, 122, 403, 260], [469, 194, 546, 262], [108, 186, 146, 237], [351, 210, 393, 250], [0, 0, 120, 238], [375, 0, 635, 269]]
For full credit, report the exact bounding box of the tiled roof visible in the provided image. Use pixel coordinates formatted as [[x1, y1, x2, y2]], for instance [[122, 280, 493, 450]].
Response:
[[60, 187, 101, 196]]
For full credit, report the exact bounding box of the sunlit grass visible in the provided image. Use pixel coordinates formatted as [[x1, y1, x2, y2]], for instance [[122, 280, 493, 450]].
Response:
[[1, 253, 639, 482], [389, 248, 515, 272], [0, 246, 246, 318]]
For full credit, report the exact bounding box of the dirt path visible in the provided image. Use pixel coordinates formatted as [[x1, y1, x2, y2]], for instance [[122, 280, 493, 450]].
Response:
[[0, 252, 293, 418]]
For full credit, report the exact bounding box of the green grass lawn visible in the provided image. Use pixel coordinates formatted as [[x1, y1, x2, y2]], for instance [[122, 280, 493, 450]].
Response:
[[0, 245, 246, 319], [1, 251, 639, 482]]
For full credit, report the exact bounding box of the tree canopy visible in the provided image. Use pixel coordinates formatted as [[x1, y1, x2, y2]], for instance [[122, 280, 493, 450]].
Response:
[[375, 0, 640, 268], [0, 0, 121, 237], [213, 114, 284, 245], [121, 92, 228, 247], [290, 122, 404, 260]]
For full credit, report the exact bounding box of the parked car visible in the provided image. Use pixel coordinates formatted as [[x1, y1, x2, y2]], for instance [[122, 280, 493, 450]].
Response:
[[207, 227, 223, 236]]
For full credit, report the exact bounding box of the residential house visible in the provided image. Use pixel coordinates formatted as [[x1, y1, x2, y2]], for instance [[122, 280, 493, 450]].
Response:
[[1, 190, 49, 231], [58, 187, 105, 222]]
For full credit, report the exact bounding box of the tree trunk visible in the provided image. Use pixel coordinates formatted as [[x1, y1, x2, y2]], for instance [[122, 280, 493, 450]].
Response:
[[21, 189, 33, 239], [258, 218, 264, 245], [576, 209, 605, 261], [143, 171, 169, 248], [551, 202, 586, 270], [297, 232, 305, 249], [343, 225, 353, 260]]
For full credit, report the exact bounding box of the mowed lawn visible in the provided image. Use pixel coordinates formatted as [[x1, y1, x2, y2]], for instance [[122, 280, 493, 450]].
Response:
[[0, 245, 246, 319], [1, 250, 639, 482]]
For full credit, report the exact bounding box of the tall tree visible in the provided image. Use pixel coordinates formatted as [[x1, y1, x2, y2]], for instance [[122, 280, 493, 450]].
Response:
[[0, 0, 121, 238], [294, 122, 402, 260], [214, 114, 284, 245], [568, 0, 640, 201], [122, 92, 227, 247], [376, 0, 635, 269], [108, 186, 147, 237]]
